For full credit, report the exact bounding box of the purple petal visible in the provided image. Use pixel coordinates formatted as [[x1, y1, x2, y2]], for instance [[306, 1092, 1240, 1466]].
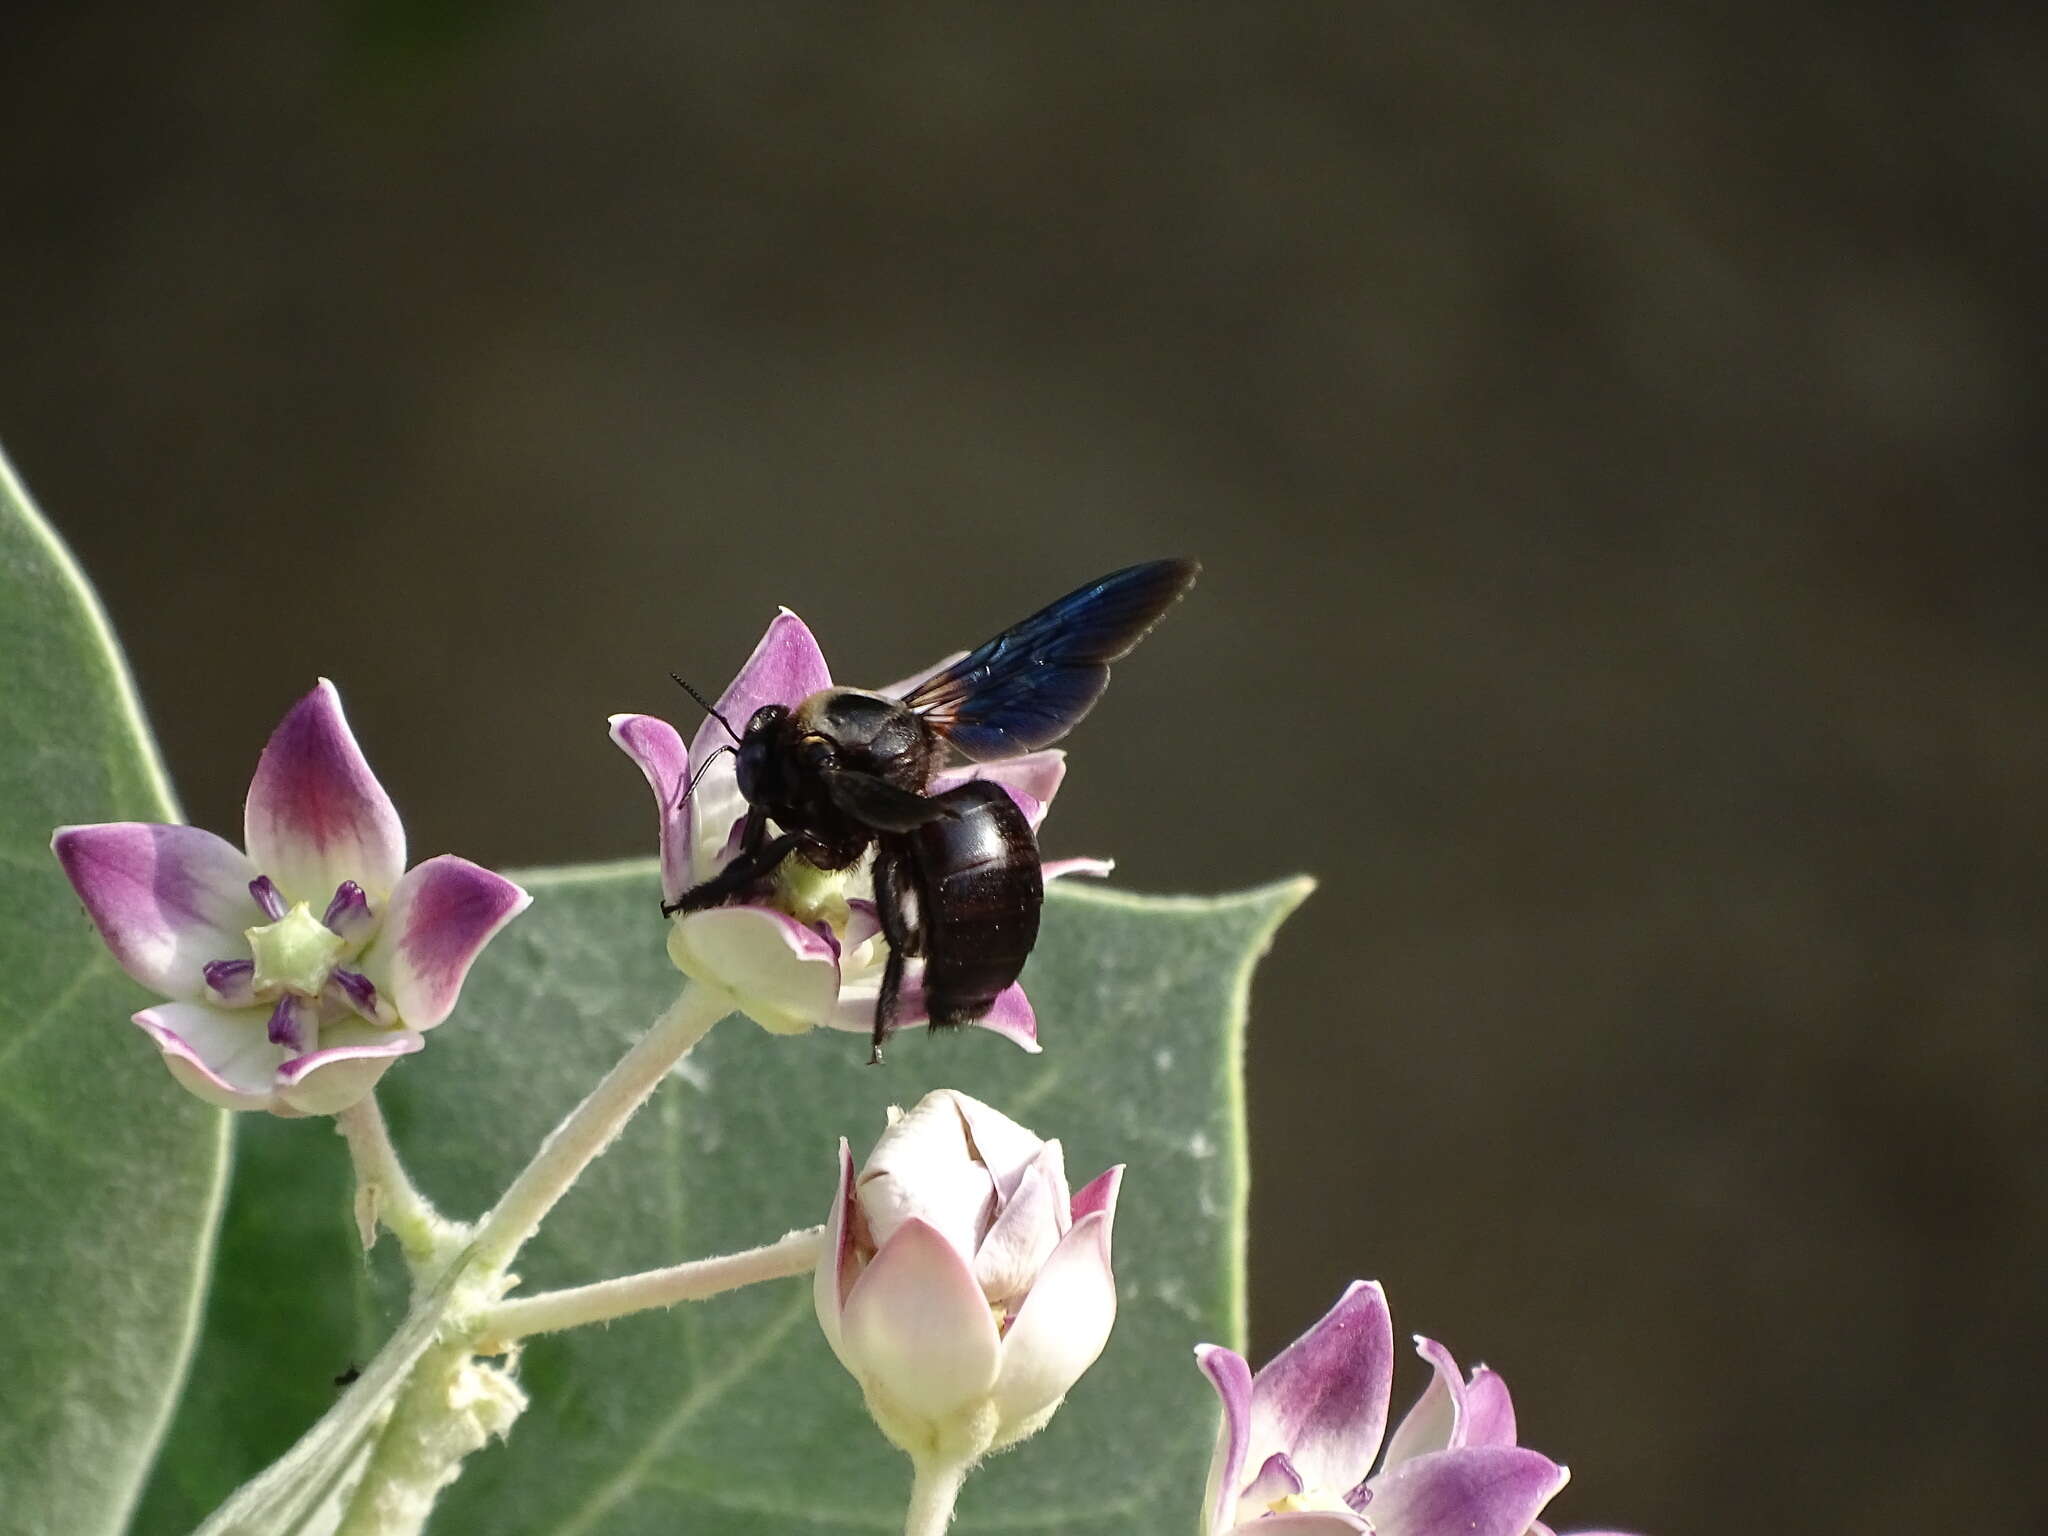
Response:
[[1070, 1164, 1123, 1225], [823, 975, 1042, 1053], [132, 1001, 285, 1112], [607, 712, 693, 907], [1362, 1447, 1568, 1536], [1249, 1280, 1395, 1498], [667, 903, 840, 1033], [843, 899, 883, 950], [1042, 857, 1115, 883], [813, 1139, 861, 1365], [53, 823, 263, 1000], [1461, 1366, 1517, 1448], [687, 611, 831, 881], [973, 983, 1041, 1052], [243, 681, 406, 905], [1197, 1343, 1256, 1534], [354, 855, 530, 1030], [930, 750, 1068, 830], [274, 1019, 425, 1116], [1383, 1337, 1467, 1469], [1243, 1451, 1306, 1507]]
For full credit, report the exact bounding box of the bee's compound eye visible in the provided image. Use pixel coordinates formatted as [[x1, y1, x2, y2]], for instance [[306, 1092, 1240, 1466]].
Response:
[[798, 733, 836, 770], [745, 704, 787, 736]]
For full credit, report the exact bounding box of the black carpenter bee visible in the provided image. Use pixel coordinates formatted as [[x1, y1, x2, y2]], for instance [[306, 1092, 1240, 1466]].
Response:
[[665, 559, 1199, 1062]]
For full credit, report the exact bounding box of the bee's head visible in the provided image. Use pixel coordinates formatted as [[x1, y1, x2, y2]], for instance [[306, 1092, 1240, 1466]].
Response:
[[735, 703, 790, 802]]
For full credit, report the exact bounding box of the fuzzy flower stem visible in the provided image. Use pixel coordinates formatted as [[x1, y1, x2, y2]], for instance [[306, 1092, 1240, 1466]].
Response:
[[331, 1334, 524, 1536], [476, 1225, 825, 1349], [468, 983, 731, 1272], [333, 1093, 460, 1268], [903, 1456, 970, 1536]]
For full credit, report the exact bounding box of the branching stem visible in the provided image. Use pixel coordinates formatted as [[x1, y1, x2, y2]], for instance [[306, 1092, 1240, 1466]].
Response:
[[468, 983, 731, 1272], [475, 1225, 825, 1349]]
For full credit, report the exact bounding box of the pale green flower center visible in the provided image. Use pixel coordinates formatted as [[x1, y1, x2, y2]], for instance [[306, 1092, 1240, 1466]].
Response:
[[246, 902, 348, 999]]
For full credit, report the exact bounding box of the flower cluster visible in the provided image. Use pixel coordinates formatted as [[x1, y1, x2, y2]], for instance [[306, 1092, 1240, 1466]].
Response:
[[52, 681, 528, 1115], [1199, 1282, 1634, 1536], [610, 611, 1109, 1049]]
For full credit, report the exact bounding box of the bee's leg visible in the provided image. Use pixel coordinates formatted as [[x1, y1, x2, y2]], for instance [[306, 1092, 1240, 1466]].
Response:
[[869, 839, 923, 1065], [662, 810, 799, 916]]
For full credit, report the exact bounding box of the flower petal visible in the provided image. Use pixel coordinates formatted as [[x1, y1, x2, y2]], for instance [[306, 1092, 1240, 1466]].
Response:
[[1236, 1515, 1370, 1534], [988, 1208, 1117, 1445], [973, 1147, 1068, 1304], [930, 750, 1068, 829], [823, 974, 1041, 1052], [243, 680, 406, 905], [1249, 1280, 1395, 1497], [274, 1020, 425, 1116], [859, 1093, 995, 1260], [667, 904, 839, 1034], [133, 1001, 283, 1111], [840, 1217, 1002, 1425], [53, 823, 263, 999], [688, 612, 831, 881], [814, 1139, 861, 1365], [608, 713, 692, 907], [1069, 1164, 1123, 1226], [1383, 1337, 1467, 1469], [1362, 1447, 1568, 1536], [1243, 1451, 1307, 1508], [972, 983, 1041, 1052], [354, 855, 530, 1030], [950, 1090, 1053, 1201], [1042, 857, 1115, 883], [1198, 1344, 1256, 1535], [1460, 1366, 1517, 1449]]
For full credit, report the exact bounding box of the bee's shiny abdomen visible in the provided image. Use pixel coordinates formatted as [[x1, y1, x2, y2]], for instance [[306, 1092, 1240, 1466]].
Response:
[[912, 781, 1043, 1026]]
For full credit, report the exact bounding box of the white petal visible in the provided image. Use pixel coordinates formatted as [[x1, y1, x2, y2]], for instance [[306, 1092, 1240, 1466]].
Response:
[[666, 906, 839, 1034], [840, 1218, 1002, 1428], [988, 1209, 1117, 1442], [132, 1001, 284, 1112]]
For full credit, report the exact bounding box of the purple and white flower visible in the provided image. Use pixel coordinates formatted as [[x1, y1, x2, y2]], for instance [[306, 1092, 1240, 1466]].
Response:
[[1198, 1282, 1639, 1536], [52, 680, 530, 1117], [815, 1090, 1122, 1459], [609, 611, 1110, 1050]]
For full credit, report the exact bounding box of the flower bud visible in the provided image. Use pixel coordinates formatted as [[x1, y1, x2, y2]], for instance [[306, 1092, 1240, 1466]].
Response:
[[814, 1090, 1122, 1463]]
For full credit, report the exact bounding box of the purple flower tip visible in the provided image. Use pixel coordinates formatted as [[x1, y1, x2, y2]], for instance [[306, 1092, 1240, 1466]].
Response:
[[203, 958, 257, 1005], [249, 875, 287, 920], [266, 996, 306, 1048]]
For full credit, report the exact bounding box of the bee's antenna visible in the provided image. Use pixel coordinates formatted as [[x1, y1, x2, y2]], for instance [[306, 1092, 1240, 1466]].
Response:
[[672, 744, 735, 811], [670, 674, 741, 742]]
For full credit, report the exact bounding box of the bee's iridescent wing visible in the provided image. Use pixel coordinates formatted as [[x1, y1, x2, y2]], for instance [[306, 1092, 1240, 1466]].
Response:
[[897, 559, 1199, 760]]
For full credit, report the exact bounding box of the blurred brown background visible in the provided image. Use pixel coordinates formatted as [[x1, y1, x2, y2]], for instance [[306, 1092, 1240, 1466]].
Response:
[[5, 4, 2044, 1532]]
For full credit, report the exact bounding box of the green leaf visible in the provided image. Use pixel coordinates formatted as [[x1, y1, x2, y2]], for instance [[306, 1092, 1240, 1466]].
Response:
[[140, 866, 1306, 1535], [0, 449, 232, 1535]]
